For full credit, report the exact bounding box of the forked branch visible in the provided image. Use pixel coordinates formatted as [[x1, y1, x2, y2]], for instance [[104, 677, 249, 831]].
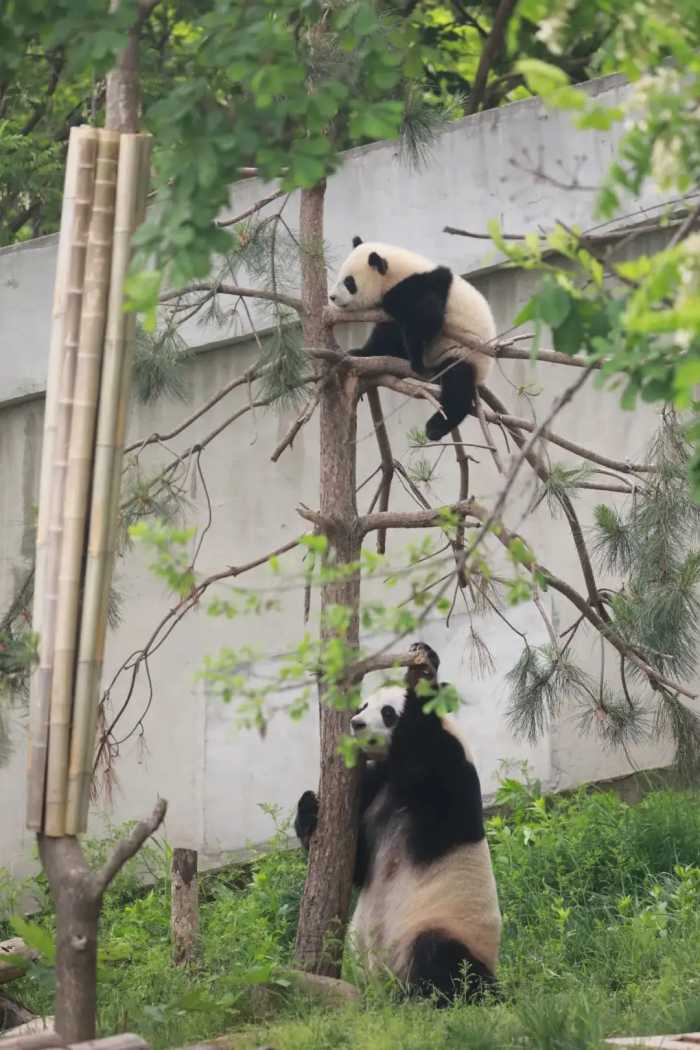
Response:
[[360, 497, 696, 701], [95, 797, 167, 893]]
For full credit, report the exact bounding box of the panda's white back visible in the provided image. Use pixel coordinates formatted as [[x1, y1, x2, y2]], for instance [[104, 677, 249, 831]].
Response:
[[423, 274, 496, 385]]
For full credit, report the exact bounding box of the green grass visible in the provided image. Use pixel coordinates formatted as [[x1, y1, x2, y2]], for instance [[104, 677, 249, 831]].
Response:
[[4, 784, 700, 1049]]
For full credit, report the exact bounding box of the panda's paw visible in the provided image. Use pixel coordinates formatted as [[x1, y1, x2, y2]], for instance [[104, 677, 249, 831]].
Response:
[[406, 642, 440, 690], [295, 790, 319, 851], [425, 414, 451, 442]]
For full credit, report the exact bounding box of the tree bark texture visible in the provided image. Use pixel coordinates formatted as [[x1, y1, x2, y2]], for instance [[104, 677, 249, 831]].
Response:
[[37, 838, 100, 1044], [37, 800, 166, 1043], [293, 183, 363, 976], [105, 1, 156, 133], [171, 848, 200, 967]]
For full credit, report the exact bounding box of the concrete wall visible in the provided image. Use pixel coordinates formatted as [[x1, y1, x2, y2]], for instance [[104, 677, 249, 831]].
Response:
[[0, 73, 690, 877]]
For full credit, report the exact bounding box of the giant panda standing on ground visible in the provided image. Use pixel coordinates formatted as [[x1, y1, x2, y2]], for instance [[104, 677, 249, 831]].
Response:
[[294, 642, 501, 1005], [328, 238, 496, 440]]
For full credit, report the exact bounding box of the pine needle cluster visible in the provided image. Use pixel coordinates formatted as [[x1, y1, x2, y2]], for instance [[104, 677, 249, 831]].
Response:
[[506, 411, 700, 776]]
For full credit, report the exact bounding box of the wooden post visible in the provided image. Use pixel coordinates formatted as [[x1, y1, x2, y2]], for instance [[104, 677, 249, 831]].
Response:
[[171, 849, 199, 967]]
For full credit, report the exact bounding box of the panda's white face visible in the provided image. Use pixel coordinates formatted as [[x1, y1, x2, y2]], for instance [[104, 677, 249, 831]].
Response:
[[350, 685, 406, 756], [328, 240, 436, 310], [328, 242, 388, 310]]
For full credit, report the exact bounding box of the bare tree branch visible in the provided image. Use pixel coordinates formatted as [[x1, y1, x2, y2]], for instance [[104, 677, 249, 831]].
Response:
[[95, 536, 302, 772], [160, 282, 304, 315], [669, 199, 700, 247], [95, 797, 167, 893], [323, 308, 598, 368], [367, 389, 394, 554], [466, 0, 518, 114], [362, 374, 445, 415], [361, 498, 696, 700], [216, 189, 287, 229], [482, 409, 656, 474], [443, 225, 528, 241], [270, 388, 322, 462], [480, 383, 609, 621], [125, 362, 266, 454], [345, 648, 437, 683], [468, 366, 597, 569], [451, 425, 471, 586], [20, 50, 64, 135], [475, 397, 504, 473]]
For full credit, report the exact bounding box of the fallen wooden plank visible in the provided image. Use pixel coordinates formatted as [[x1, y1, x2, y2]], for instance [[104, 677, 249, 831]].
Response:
[[0, 1031, 59, 1050], [0, 995, 37, 1031], [0, 941, 39, 988], [607, 1034, 700, 1048], [0, 1029, 148, 1050]]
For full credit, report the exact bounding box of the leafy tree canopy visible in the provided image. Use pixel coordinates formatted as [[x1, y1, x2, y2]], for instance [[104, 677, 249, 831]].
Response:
[[0, 0, 606, 250]]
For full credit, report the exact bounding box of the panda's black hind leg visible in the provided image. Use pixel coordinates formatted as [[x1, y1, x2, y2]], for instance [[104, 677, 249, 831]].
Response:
[[425, 358, 477, 441], [294, 790, 318, 851], [408, 930, 496, 1006]]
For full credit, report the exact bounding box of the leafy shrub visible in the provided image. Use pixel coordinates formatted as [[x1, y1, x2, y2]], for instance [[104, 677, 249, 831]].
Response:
[[3, 784, 700, 1049]]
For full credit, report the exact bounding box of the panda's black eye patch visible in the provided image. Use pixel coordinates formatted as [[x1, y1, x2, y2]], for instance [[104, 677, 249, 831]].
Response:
[[344, 275, 357, 295], [381, 705, 398, 728]]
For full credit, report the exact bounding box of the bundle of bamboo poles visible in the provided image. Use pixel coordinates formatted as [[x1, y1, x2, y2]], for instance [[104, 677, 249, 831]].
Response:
[[26, 126, 153, 837]]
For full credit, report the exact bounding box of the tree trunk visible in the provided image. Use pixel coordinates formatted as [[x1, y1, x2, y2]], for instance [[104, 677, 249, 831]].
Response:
[[294, 183, 363, 976], [105, 0, 148, 133], [38, 800, 166, 1042], [171, 848, 200, 967], [38, 838, 100, 1043]]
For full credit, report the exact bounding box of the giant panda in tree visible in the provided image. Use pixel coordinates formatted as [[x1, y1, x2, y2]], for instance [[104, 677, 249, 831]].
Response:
[[328, 238, 496, 441], [295, 642, 501, 1005]]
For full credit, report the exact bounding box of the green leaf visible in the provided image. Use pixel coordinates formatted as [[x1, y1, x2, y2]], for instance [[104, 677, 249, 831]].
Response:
[[11, 916, 55, 963], [536, 279, 571, 328], [552, 306, 585, 357], [513, 298, 537, 326], [124, 270, 163, 330], [516, 58, 570, 95], [577, 105, 624, 131]]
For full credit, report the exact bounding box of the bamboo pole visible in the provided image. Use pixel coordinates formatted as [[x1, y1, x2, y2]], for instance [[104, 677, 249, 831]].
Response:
[[27, 127, 99, 830], [66, 133, 152, 834], [44, 129, 121, 837]]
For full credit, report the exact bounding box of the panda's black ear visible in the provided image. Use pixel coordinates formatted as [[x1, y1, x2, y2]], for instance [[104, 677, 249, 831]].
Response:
[[352, 235, 363, 247], [368, 251, 388, 275]]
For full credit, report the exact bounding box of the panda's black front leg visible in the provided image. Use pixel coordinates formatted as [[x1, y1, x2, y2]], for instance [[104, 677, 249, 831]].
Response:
[[425, 358, 477, 441], [349, 321, 408, 361], [383, 279, 448, 376]]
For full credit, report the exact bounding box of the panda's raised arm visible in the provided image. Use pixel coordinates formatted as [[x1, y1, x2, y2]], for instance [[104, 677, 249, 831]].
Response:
[[388, 684, 485, 859], [294, 760, 389, 887]]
